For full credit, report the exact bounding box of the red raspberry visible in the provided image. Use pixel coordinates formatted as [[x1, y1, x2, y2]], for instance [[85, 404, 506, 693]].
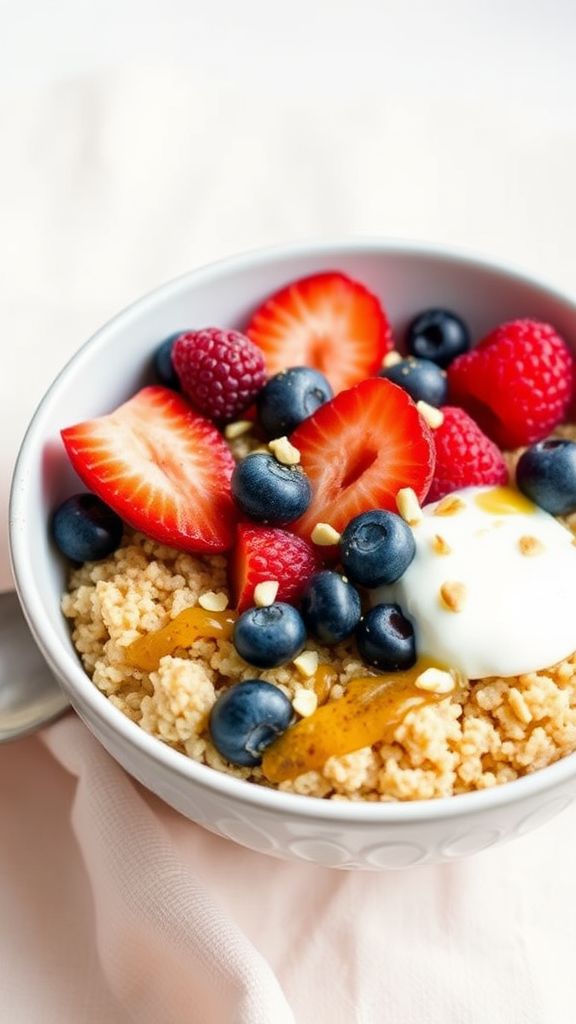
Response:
[[447, 320, 574, 448], [231, 524, 323, 612], [172, 328, 266, 423], [428, 406, 508, 503]]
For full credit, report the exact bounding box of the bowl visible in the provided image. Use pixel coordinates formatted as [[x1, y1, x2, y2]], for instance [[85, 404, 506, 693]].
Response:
[[10, 239, 576, 870]]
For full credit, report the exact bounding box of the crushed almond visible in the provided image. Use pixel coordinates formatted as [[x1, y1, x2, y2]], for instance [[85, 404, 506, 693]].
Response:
[[292, 688, 319, 717], [382, 350, 402, 368], [254, 580, 279, 607], [509, 687, 533, 725], [311, 522, 342, 546], [416, 400, 444, 430], [431, 533, 452, 555], [198, 591, 229, 612], [439, 580, 467, 612], [396, 487, 423, 526], [224, 420, 253, 440], [268, 436, 301, 465], [518, 535, 544, 556], [414, 667, 455, 694], [293, 650, 319, 677], [434, 495, 466, 516]]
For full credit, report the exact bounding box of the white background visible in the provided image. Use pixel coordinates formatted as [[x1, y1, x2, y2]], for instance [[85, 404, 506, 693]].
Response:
[[1, 0, 576, 587]]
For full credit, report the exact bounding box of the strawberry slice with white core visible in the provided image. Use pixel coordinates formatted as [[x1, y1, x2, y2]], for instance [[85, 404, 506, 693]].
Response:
[[246, 271, 392, 395], [61, 386, 237, 553], [289, 377, 436, 539]]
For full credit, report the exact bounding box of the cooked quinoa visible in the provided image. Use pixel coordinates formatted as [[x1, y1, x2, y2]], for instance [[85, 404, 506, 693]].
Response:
[[62, 523, 576, 802]]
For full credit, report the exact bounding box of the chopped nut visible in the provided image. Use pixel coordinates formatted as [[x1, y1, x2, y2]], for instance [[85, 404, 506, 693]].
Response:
[[254, 580, 279, 607], [434, 495, 466, 516], [382, 350, 402, 368], [198, 591, 229, 612], [509, 687, 532, 724], [224, 420, 253, 440], [518, 535, 544, 556], [439, 580, 467, 612], [292, 688, 318, 718], [416, 400, 444, 430], [414, 667, 455, 694], [431, 533, 452, 555], [396, 487, 423, 526], [268, 436, 301, 465], [293, 650, 319, 677], [311, 522, 342, 545]]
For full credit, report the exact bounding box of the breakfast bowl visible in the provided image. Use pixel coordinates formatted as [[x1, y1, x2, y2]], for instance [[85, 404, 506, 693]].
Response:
[[9, 239, 576, 870]]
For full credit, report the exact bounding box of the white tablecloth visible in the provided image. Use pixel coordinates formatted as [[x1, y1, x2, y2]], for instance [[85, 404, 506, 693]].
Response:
[[2, 15, 576, 1019]]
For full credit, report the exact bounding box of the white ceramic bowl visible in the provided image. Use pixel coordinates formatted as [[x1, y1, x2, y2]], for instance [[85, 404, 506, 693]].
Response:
[[10, 240, 576, 870]]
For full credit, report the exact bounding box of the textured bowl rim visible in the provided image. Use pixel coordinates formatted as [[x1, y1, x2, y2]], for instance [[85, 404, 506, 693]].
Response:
[[10, 236, 576, 824]]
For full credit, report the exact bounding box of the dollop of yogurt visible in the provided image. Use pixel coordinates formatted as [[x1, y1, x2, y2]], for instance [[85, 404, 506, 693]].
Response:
[[374, 486, 576, 678]]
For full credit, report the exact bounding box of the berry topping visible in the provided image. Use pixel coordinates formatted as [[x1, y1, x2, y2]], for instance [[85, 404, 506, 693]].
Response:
[[52, 493, 123, 562], [153, 334, 181, 389], [289, 377, 436, 540], [379, 356, 448, 407], [246, 271, 391, 395], [257, 366, 333, 437], [231, 524, 322, 612], [447, 319, 574, 448], [356, 603, 417, 671], [340, 509, 416, 588], [209, 680, 293, 766], [300, 570, 362, 646], [427, 406, 508, 503], [233, 603, 307, 668], [231, 452, 311, 525], [516, 438, 576, 515], [407, 308, 470, 368], [172, 327, 266, 423], [61, 386, 237, 553]]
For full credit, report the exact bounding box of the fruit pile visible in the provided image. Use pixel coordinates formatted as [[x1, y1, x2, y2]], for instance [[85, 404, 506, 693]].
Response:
[[53, 270, 576, 771]]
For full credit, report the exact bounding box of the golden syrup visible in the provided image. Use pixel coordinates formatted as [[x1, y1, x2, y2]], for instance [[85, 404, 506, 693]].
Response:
[[126, 606, 237, 672]]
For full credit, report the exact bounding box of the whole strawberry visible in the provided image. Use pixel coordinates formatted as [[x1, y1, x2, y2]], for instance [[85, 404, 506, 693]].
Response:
[[428, 406, 508, 503], [448, 320, 574, 448], [172, 328, 266, 423]]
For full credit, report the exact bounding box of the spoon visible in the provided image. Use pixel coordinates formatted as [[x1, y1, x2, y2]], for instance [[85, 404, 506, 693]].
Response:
[[0, 591, 69, 742]]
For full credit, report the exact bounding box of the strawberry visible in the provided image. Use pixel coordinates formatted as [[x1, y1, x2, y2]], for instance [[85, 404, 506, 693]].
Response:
[[289, 377, 436, 539], [246, 271, 392, 395], [61, 386, 237, 553], [447, 319, 574, 448], [231, 524, 323, 612], [427, 406, 508, 503]]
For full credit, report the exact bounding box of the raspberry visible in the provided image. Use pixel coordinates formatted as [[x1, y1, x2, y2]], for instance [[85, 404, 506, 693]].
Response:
[[172, 328, 266, 423], [428, 406, 508, 502], [231, 524, 323, 612], [447, 320, 574, 448]]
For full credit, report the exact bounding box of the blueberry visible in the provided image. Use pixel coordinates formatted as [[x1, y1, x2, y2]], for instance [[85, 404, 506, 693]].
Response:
[[209, 679, 293, 766], [340, 510, 416, 588], [154, 333, 183, 389], [257, 367, 333, 437], [516, 439, 576, 515], [300, 570, 362, 646], [233, 603, 307, 668], [356, 603, 416, 671], [52, 493, 123, 562], [407, 309, 470, 368], [231, 452, 311, 525], [379, 357, 447, 407]]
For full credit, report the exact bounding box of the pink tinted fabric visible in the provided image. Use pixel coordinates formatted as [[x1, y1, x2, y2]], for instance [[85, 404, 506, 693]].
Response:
[[2, 715, 576, 1023]]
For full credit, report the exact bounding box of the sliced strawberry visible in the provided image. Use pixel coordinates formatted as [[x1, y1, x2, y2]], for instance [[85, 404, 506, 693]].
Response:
[[61, 386, 237, 553], [289, 377, 436, 539], [246, 271, 392, 395], [231, 524, 323, 611]]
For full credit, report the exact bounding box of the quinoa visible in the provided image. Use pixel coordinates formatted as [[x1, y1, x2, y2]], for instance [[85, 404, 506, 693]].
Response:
[[62, 522, 576, 802]]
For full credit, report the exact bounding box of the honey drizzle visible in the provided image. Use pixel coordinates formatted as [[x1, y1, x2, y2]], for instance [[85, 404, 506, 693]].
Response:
[[126, 606, 237, 672]]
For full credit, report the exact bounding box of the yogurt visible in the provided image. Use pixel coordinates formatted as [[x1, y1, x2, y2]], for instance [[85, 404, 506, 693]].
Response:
[[375, 486, 576, 678]]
